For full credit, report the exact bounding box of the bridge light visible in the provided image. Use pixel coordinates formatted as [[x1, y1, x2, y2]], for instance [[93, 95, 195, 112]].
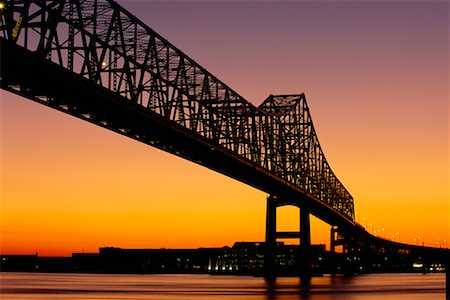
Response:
[[101, 61, 108, 68], [0, 2, 5, 10]]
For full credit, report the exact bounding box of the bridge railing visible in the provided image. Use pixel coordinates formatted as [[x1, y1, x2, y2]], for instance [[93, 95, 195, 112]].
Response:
[[0, 0, 354, 220]]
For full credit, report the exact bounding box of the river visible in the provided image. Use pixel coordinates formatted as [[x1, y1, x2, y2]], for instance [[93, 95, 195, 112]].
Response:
[[0, 272, 445, 299]]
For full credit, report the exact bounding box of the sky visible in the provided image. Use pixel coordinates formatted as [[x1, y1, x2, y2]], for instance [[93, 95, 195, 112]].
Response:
[[1, 0, 448, 256]]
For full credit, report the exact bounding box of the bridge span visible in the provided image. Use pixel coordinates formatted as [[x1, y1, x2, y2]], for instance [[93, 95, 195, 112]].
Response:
[[1, 0, 448, 277]]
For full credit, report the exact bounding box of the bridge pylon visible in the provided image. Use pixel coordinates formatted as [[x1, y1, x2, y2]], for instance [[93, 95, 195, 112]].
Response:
[[330, 226, 367, 274], [264, 195, 312, 278]]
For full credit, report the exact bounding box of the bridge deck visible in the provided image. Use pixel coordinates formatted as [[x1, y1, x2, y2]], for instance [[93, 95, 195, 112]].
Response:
[[1, 38, 355, 230]]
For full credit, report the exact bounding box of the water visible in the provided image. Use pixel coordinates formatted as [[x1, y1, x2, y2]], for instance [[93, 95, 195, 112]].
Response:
[[0, 272, 445, 300]]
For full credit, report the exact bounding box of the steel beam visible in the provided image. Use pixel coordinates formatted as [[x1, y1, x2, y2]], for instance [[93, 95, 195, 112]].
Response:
[[0, 0, 355, 221]]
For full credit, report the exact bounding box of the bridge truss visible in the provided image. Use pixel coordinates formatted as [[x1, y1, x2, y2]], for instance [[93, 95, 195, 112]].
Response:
[[0, 0, 353, 220]]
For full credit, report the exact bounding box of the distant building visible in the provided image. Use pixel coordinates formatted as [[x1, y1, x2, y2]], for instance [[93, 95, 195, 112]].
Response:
[[210, 242, 327, 275], [91, 246, 223, 273], [0, 254, 39, 271], [1, 242, 443, 274], [72, 243, 327, 275]]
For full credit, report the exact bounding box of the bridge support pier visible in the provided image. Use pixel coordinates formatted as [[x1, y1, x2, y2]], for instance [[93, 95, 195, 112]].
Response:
[[330, 227, 337, 253], [264, 195, 311, 279], [330, 227, 362, 275], [330, 226, 342, 274], [299, 206, 312, 281], [300, 206, 311, 247], [264, 195, 277, 279]]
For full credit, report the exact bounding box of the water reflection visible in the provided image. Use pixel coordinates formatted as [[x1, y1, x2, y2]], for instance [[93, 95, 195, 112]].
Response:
[[263, 274, 443, 300], [0, 272, 445, 300], [265, 280, 276, 300]]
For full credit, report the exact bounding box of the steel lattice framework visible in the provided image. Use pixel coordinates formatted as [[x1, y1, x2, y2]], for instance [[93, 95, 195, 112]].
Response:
[[0, 0, 354, 220]]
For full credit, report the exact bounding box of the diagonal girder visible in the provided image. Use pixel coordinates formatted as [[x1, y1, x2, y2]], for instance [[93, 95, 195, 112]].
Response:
[[0, 0, 354, 220]]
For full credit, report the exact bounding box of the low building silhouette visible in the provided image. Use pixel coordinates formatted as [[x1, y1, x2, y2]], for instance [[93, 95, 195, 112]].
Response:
[[1, 242, 446, 275]]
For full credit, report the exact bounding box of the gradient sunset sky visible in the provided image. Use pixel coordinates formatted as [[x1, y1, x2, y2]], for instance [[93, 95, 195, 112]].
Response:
[[1, 0, 448, 256]]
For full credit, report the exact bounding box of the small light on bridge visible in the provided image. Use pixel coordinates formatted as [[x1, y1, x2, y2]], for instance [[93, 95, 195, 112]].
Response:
[[0, 2, 5, 10], [101, 61, 108, 68]]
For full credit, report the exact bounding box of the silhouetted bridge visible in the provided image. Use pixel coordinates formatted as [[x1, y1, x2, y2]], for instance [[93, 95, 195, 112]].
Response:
[[1, 0, 448, 279]]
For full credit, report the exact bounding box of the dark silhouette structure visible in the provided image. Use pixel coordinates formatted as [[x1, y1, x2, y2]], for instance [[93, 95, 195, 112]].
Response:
[[1, 243, 446, 276], [0, 0, 448, 279]]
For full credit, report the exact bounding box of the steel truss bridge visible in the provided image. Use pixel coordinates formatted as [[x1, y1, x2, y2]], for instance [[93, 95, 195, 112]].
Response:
[[1, 0, 448, 276]]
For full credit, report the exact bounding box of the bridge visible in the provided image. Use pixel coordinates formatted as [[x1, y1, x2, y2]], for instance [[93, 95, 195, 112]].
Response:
[[1, 0, 449, 279]]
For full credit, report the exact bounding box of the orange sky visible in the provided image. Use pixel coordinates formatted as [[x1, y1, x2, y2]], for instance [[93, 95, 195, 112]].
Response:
[[1, 1, 448, 256]]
